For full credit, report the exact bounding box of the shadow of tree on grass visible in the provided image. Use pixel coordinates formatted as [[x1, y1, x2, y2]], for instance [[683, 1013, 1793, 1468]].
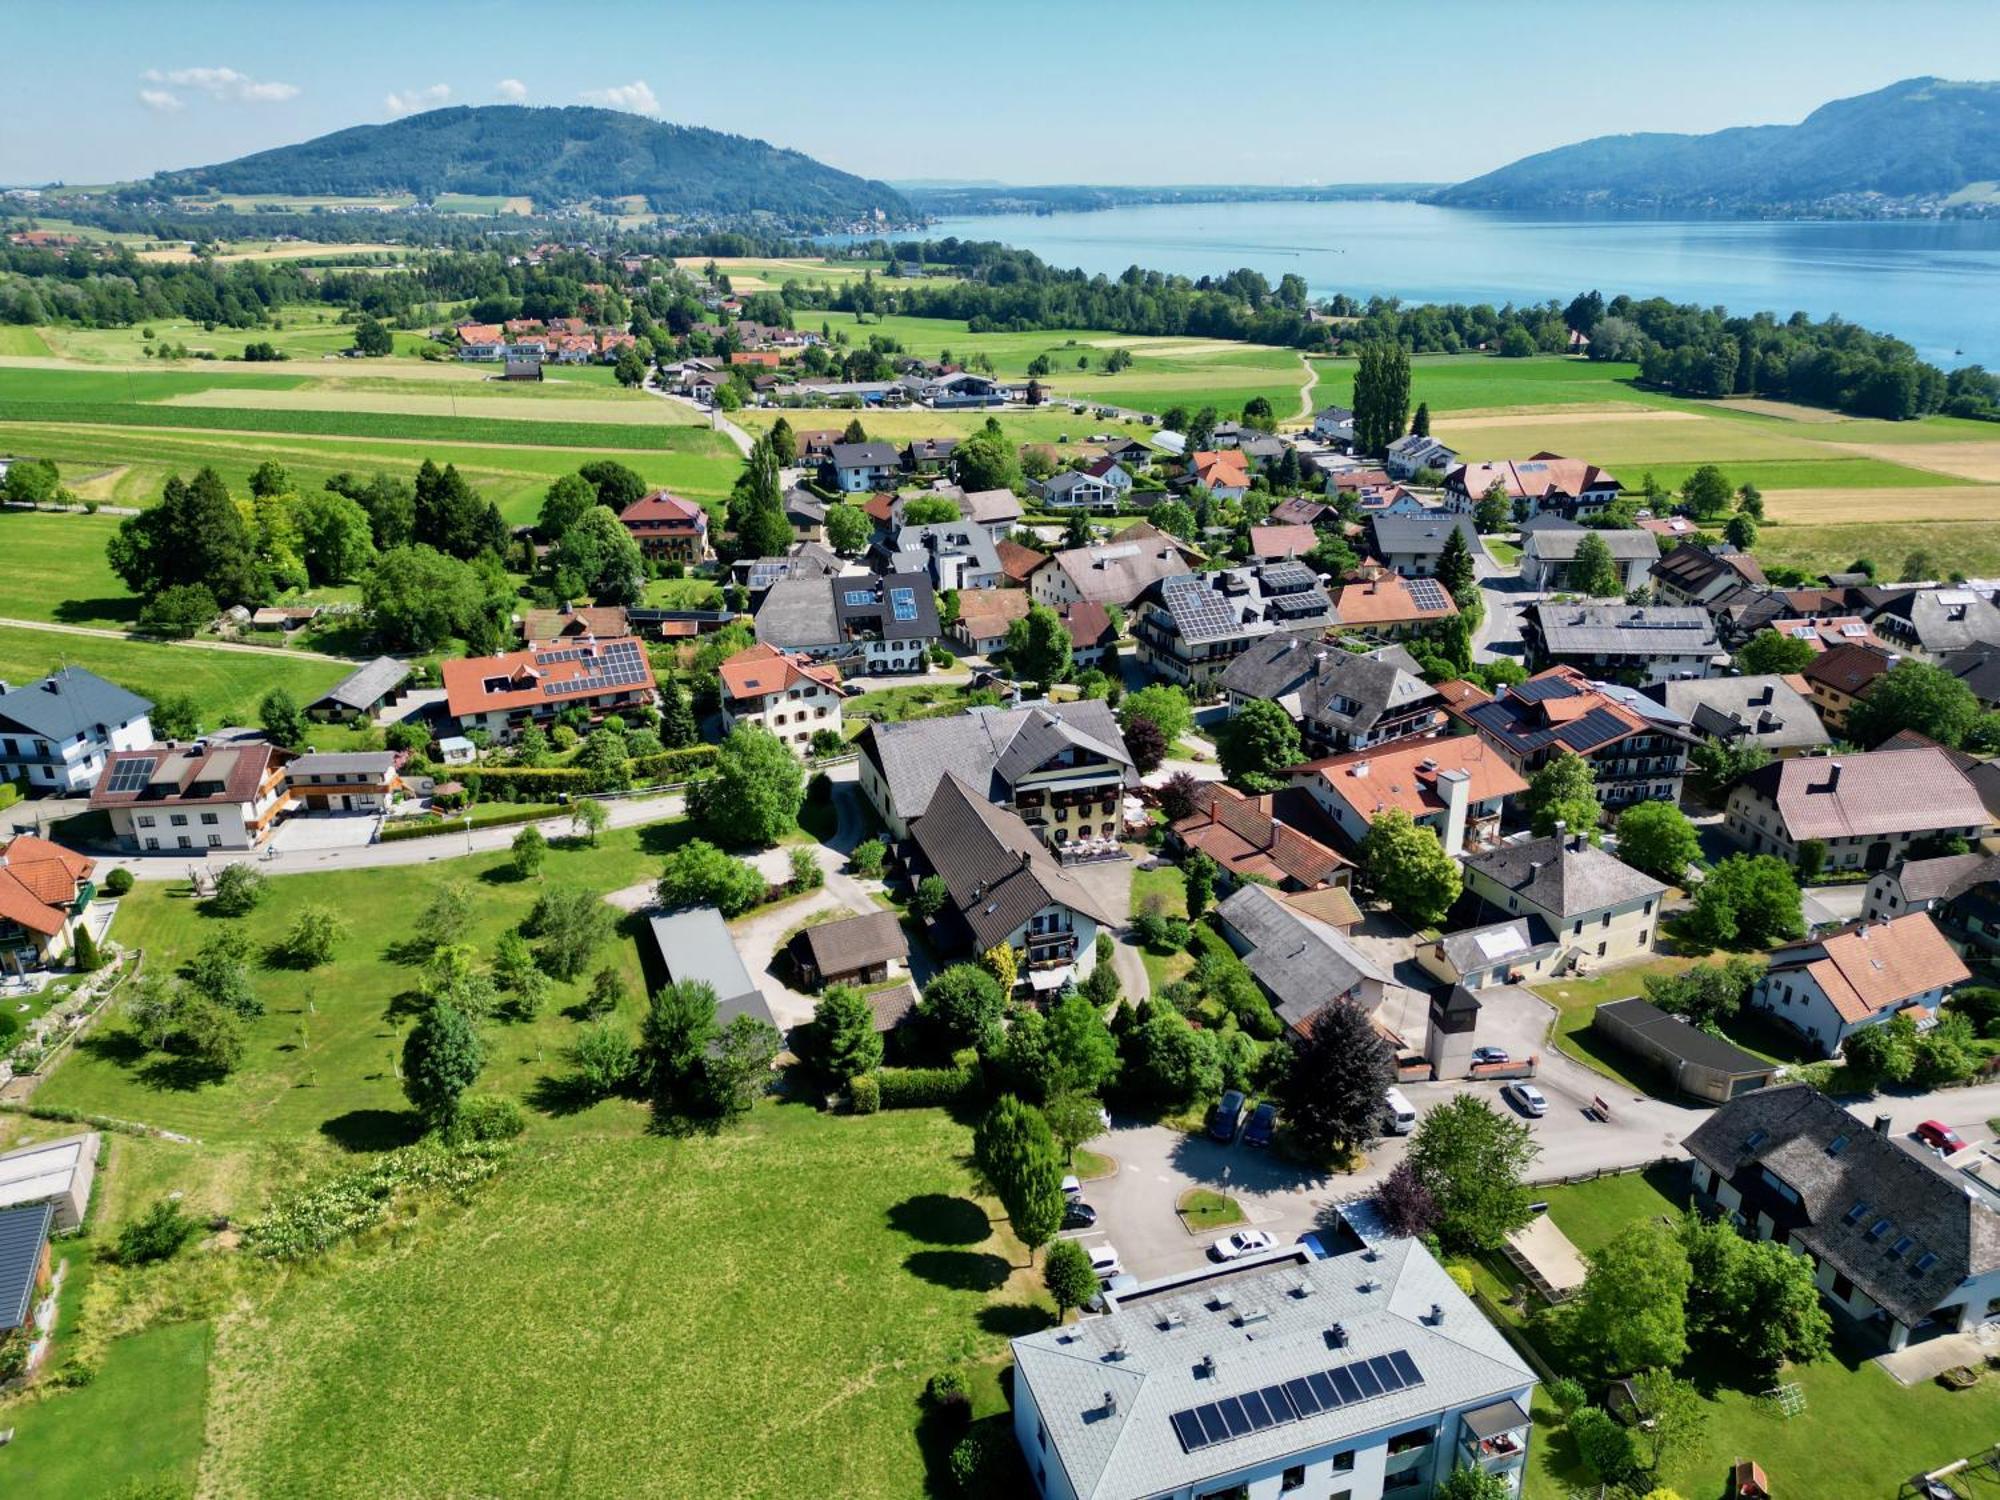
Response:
[[887, 1193, 992, 1246]]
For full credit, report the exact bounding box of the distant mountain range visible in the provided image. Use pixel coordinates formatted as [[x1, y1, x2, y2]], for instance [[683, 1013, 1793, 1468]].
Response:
[[1432, 77, 2000, 213], [148, 105, 909, 223]]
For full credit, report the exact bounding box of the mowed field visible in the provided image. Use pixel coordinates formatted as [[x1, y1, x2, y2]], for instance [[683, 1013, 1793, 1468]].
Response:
[[0, 510, 138, 627]]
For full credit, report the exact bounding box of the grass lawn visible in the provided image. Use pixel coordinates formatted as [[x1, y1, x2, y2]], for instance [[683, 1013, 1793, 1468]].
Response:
[[1753, 519, 2000, 580], [1484, 537, 1522, 567], [0, 1320, 212, 1499], [1130, 864, 1194, 994], [1177, 1187, 1245, 1231], [643, 576, 725, 609], [841, 681, 982, 735], [1516, 1168, 2000, 1500], [1533, 952, 1781, 1094], [199, 1105, 1039, 1499], [1072, 1146, 1115, 1181], [0, 509, 137, 627]]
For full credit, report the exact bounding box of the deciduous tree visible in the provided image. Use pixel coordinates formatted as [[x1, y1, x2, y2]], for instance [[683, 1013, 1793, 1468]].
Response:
[[1614, 801, 1701, 884], [1217, 699, 1301, 786], [1407, 1095, 1538, 1251], [689, 724, 805, 846], [1849, 658, 1981, 750], [1361, 810, 1462, 927], [1043, 1237, 1098, 1319], [656, 838, 766, 917], [1569, 530, 1622, 597], [1004, 603, 1074, 686], [1276, 1000, 1393, 1165], [1687, 854, 1803, 949], [1572, 1222, 1691, 1373], [922, 964, 1008, 1049], [402, 1002, 486, 1131], [1525, 749, 1600, 842]]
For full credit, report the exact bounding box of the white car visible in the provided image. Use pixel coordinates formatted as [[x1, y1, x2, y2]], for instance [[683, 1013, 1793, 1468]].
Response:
[[1503, 1082, 1548, 1117], [1088, 1243, 1123, 1278], [1210, 1230, 1278, 1262], [1061, 1175, 1084, 1202]]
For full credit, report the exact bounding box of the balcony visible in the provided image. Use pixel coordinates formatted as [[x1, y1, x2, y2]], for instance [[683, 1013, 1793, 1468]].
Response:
[[1457, 1398, 1531, 1477]]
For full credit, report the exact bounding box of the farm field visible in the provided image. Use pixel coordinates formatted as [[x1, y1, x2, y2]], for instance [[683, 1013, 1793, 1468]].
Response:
[[737, 403, 1161, 449], [674, 255, 961, 293], [0, 510, 138, 627]]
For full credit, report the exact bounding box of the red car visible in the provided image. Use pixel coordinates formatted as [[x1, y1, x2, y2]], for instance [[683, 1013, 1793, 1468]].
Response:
[[1915, 1120, 1966, 1153]]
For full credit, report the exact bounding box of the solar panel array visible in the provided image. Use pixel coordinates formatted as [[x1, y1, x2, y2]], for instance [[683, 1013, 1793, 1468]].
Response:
[[842, 589, 877, 607], [1470, 700, 1633, 755], [540, 640, 647, 699], [1268, 588, 1332, 620], [1162, 576, 1243, 644], [104, 756, 158, 795], [890, 587, 918, 623], [1405, 578, 1451, 613], [1169, 1349, 1423, 1455], [1260, 561, 1318, 594]]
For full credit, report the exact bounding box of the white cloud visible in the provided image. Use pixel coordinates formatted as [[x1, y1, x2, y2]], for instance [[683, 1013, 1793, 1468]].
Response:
[[137, 88, 185, 114], [495, 78, 528, 103], [384, 83, 452, 118], [141, 66, 299, 104], [580, 80, 660, 117]]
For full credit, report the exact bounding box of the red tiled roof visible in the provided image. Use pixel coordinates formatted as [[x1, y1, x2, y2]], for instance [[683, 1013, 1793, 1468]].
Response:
[[1192, 450, 1251, 490], [1332, 574, 1459, 626], [91, 742, 282, 811], [1063, 602, 1116, 650], [1760, 747, 1991, 841], [442, 636, 656, 718], [1173, 784, 1351, 887], [955, 591, 1031, 637], [1800, 642, 1896, 695], [1249, 523, 1317, 560], [0, 835, 92, 937], [995, 540, 1049, 584], [620, 491, 708, 531], [717, 642, 843, 704], [1776, 913, 1972, 1025], [1450, 453, 1618, 501], [1291, 735, 1528, 822]]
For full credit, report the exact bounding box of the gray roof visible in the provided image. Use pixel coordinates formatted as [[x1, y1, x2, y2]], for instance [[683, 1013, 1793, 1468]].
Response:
[[754, 578, 842, 649], [0, 667, 151, 740], [861, 700, 1135, 820], [889, 521, 1004, 581], [1943, 646, 2000, 707], [1655, 675, 1830, 753], [1464, 834, 1665, 920], [796, 910, 908, 975], [1597, 995, 1777, 1079], [911, 776, 1118, 951], [829, 441, 899, 470], [1011, 1236, 1534, 1500], [963, 488, 1023, 525], [1149, 565, 1333, 649], [1524, 527, 1660, 563], [1215, 632, 1337, 703], [1531, 604, 1719, 658], [1045, 539, 1194, 607], [1298, 651, 1441, 739], [1887, 852, 2000, 903], [1214, 884, 1390, 1030], [1684, 1083, 2000, 1328], [832, 571, 940, 642], [783, 487, 827, 525], [288, 751, 398, 776], [1872, 588, 2000, 654], [1367, 514, 1482, 560], [646, 908, 764, 1020], [1435, 915, 1559, 977], [0, 1199, 51, 1332], [310, 656, 410, 714]]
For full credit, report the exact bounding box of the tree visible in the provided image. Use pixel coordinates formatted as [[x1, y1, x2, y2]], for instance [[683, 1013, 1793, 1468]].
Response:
[[823, 502, 870, 554], [973, 1095, 1065, 1258], [1569, 1407, 1640, 1487], [802, 984, 881, 1084], [658, 676, 698, 749], [689, 725, 805, 846], [657, 838, 766, 917], [206, 862, 265, 917], [849, 838, 887, 879], [1149, 498, 1197, 543], [1614, 802, 1701, 884], [363, 544, 510, 652], [117, 1198, 200, 1266], [183, 929, 259, 1016], [526, 883, 613, 981], [0, 456, 60, 507], [1474, 481, 1512, 535], [284, 903, 347, 968], [1410, 401, 1432, 438], [577, 459, 648, 513], [1121, 684, 1193, 746], [550, 506, 647, 604], [1724, 512, 1758, 550], [567, 1020, 637, 1098], [1436, 1471, 1510, 1500], [1569, 530, 1622, 597], [1688, 854, 1803, 949], [402, 1002, 486, 1131], [1525, 749, 1600, 842], [1631, 1369, 1707, 1476], [641, 979, 719, 1118], [138, 583, 217, 639], [1353, 343, 1412, 457], [1122, 715, 1166, 775], [1120, 1007, 1222, 1108], [980, 941, 1018, 995], [1183, 851, 1217, 922], [1679, 1211, 1831, 1371], [410, 880, 472, 953], [151, 692, 202, 741], [412, 459, 507, 562], [1736, 630, 1816, 676], [1218, 699, 1301, 785], [955, 420, 1022, 493], [259, 688, 307, 750], [912, 874, 950, 920], [1004, 603, 1074, 686], [1436, 524, 1476, 606], [1643, 955, 1762, 1031], [1045, 989, 1120, 1095], [568, 797, 609, 846], [537, 473, 600, 542], [922, 964, 1008, 1049], [1849, 659, 1980, 750], [1361, 810, 1462, 927], [1042, 1237, 1098, 1320], [1406, 1095, 1538, 1251], [109, 466, 268, 609], [1277, 1001, 1393, 1165], [1842, 1010, 1919, 1082], [1497, 325, 1537, 358], [352, 314, 393, 357], [614, 344, 648, 388], [1687, 738, 1770, 805], [1376, 1158, 1440, 1239], [287, 489, 379, 590], [1681, 463, 1734, 519], [1572, 1221, 1692, 1372], [510, 825, 548, 879]]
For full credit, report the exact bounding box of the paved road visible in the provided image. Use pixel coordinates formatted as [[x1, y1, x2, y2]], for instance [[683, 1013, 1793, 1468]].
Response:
[[1472, 552, 1540, 666], [645, 383, 753, 457]]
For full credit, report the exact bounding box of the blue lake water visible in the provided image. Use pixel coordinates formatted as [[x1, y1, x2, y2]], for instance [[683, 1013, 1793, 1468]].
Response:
[[920, 201, 2000, 369]]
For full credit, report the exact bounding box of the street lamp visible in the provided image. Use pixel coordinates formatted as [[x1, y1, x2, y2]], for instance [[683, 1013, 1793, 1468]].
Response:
[[463, 814, 473, 855]]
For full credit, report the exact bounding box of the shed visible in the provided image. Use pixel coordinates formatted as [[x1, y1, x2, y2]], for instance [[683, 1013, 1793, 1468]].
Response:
[[867, 981, 920, 1036], [790, 910, 908, 989], [645, 907, 778, 1036], [0, 1200, 52, 1333], [309, 656, 413, 722], [1592, 996, 1779, 1102], [0, 1132, 98, 1232]]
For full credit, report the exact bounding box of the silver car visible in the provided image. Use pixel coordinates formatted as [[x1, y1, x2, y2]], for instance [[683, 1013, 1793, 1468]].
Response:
[[1503, 1081, 1548, 1117]]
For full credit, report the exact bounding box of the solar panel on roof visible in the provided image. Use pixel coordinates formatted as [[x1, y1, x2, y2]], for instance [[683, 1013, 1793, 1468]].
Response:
[[1388, 1348, 1421, 1386], [1328, 1365, 1362, 1403], [1285, 1376, 1325, 1415], [843, 589, 874, 606], [1405, 578, 1450, 613], [1170, 1409, 1210, 1451], [1167, 1351, 1423, 1454], [1350, 1360, 1383, 1398], [1368, 1354, 1404, 1391], [890, 586, 918, 622]]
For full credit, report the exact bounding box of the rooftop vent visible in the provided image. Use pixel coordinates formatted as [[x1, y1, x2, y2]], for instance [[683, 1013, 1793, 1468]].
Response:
[[1102, 1389, 1118, 1416], [1427, 1303, 1445, 1326], [1236, 1305, 1271, 1327], [1158, 1307, 1186, 1331], [1209, 1290, 1234, 1311], [1327, 1321, 1348, 1348]]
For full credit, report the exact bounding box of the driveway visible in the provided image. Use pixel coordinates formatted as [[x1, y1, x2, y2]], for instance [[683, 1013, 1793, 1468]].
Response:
[[1061, 852, 1151, 1001], [1802, 882, 1868, 929], [267, 812, 380, 854], [1473, 560, 1541, 666]]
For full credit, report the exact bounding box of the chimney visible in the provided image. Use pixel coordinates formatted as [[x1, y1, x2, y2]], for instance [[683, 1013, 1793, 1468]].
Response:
[[1827, 761, 1842, 792], [1020, 849, 1033, 867], [1552, 818, 1566, 841], [1427, 1302, 1445, 1326], [1102, 1390, 1118, 1416], [1874, 1112, 1893, 1137], [1753, 683, 1774, 707], [1437, 766, 1471, 857]]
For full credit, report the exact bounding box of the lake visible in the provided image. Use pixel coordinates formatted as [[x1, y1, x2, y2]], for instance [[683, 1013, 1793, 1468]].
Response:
[[921, 201, 2000, 369]]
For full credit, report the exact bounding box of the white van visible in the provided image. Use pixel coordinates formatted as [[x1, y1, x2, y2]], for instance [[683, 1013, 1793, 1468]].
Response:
[[1382, 1088, 1417, 1135]]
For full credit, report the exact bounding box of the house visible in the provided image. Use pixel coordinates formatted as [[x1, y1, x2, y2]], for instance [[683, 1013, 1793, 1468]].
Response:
[[1133, 564, 1336, 690], [0, 1200, 52, 1340], [91, 740, 289, 851], [454, 322, 505, 359], [1220, 638, 1444, 755], [0, 1133, 98, 1231], [1725, 747, 1996, 871], [1383, 433, 1457, 480], [644, 908, 779, 1037], [902, 437, 960, 476], [954, 590, 1032, 656], [1685, 1083, 2000, 1351], [881, 521, 1004, 592], [1799, 642, 1897, 734], [717, 643, 846, 754], [825, 441, 902, 494], [1592, 997, 1780, 1102], [963, 488, 1024, 540], [619, 490, 712, 564], [1030, 537, 1193, 611], [0, 668, 154, 795], [1099, 436, 1153, 469], [755, 574, 940, 676], [1248, 522, 1319, 561], [1942, 646, 2000, 711], [1189, 449, 1251, 500], [1417, 916, 1562, 993], [305, 656, 412, 726], [1762, 615, 1892, 653], [521, 604, 631, 644], [1649, 543, 1768, 608], [996, 539, 1049, 587], [1286, 735, 1528, 857], [0, 836, 96, 975], [1365, 515, 1483, 579], [1653, 674, 1830, 758], [502, 353, 543, 382], [1330, 572, 1460, 637], [1171, 782, 1352, 892], [1064, 602, 1118, 668], [1353, 486, 1435, 518], [441, 636, 655, 742], [790, 910, 908, 990], [1861, 851, 2000, 962], [856, 699, 1135, 849], [250, 605, 321, 633], [1462, 830, 1668, 970], [909, 775, 1117, 990], [1524, 603, 1719, 682], [1311, 403, 1356, 445], [1872, 587, 2000, 657], [783, 487, 827, 542], [1269, 496, 1338, 529], [1754, 913, 1970, 1057], [1083, 457, 1136, 497], [1518, 525, 1660, 593], [1458, 666, 1695, 809], [285, 752, 402, 814], [918, 371, 1007, 408], [1037, 469, 1122, 512], [1011, 1237, 1538, 1500], [1214, 883, 1392, 1034], [1443, 454, 1621, 520]]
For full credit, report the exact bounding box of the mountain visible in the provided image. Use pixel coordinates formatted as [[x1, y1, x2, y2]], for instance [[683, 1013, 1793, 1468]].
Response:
[[1433, 78, 2000, 213], [150, 105, 909, 223]]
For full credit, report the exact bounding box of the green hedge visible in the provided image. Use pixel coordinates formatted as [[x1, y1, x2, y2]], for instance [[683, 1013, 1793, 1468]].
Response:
[[379, 805, 562, 842], [629, 745, 720, 781], [873, 1061, 982, 1111]]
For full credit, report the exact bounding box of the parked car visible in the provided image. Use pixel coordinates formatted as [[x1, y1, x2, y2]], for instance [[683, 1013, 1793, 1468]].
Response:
[[1209, 1090, 1247, 1142], [1472, 1046, 1512, 1066], [1061, 1175, 1084, 1202], [1502, 1082, 1548, 1117], [1210, 1230, 1277, 1262], [1915, 1120, 1967, 1153], [1085, 1273, 1138, 1313], [1243, 1102, 1278, 1148], [1088, 1243, 1123, 1278], [1062, 1200, 1098, 1231]]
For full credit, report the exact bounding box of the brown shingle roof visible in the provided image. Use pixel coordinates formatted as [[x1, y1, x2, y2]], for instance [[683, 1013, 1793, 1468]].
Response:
[[911, 775, 1118, 952], [995, 539, 1047, 585], [797, 911, 908, 977], [1744, 747, 1992, 842]]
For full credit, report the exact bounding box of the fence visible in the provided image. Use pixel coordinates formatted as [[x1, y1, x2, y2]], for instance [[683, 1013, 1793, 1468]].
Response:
[[1528, 1154, 1682, 1190], [0, 949, 139, 1102]]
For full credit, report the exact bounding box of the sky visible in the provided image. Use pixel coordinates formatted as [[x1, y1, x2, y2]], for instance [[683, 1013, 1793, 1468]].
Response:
[[8, 0, 2000, 188]]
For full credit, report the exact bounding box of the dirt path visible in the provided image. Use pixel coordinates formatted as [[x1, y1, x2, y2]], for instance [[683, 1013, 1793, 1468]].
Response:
[[0, 616, 356, 662], [1292, 354, 1318, 425]]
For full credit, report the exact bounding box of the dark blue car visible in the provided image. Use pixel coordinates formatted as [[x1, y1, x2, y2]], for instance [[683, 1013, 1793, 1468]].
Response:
[[1209, 1090, 1246, 1142], [1243, 1102, 1278, 1147]]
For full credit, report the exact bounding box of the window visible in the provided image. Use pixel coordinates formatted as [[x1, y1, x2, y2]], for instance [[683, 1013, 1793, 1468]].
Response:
[[206, 834, 222, 848], [1386, 1425, 1435, 1456], [1844, 1200, 1869, 1225], [143, 837, 158, 851], [1384, 1474, 1422, 1492], [1281, 1466, 1305, 1493], [137, 815, 155, 828], [1332, 1449, 1355, 1472], [200, 812, 219, 826], [170, 814, 188, 827], [1832, 1272, 1855, 1301], [1602, 912, 1612, 928]]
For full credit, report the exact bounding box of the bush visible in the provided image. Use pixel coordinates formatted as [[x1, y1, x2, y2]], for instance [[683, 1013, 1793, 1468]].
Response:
[[926, 1370, 971, 1414], [848, 1073, 881, 1114], [104, 867, 135, 897], [205, 862, 266, 916], [241, 1140, 511, 1260], [947, 1428, 1005, 1493], [116, 1197, 200, 1265], [850, 838, 887, 879], [874, 1062, 981, 1110], [788, 845, 825, 894], [1547, 1375, 1587, 1418], [450, 1094, 527, 1143]]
